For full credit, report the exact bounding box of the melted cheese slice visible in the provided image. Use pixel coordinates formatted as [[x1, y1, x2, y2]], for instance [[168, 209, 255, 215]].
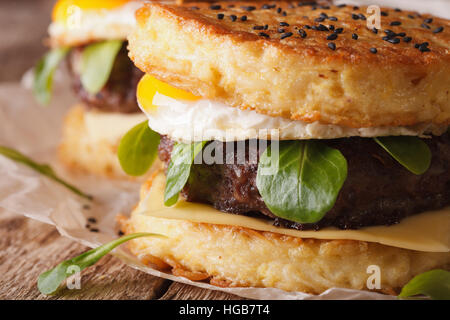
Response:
[[136, 173, 450, 253]]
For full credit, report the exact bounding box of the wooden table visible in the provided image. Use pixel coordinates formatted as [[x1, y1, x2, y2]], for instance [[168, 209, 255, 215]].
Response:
[[0, 0, 240, 300], [0, 210, 241, 300]]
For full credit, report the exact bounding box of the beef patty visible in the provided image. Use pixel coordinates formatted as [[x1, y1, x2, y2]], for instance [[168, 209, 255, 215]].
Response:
[[67, 42, 143, 113], [158, 134, 450, 230]]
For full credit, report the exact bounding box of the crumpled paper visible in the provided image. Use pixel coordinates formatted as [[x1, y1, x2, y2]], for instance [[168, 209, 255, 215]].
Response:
[[4, 0, 449, 299]]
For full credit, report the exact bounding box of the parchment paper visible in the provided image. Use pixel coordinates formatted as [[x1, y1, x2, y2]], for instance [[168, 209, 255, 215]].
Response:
[[2, 0, 448, 300]]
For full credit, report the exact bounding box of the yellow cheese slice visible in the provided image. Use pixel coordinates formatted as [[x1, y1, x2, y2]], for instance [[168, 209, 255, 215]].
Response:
[[136, 173, 450, 253]]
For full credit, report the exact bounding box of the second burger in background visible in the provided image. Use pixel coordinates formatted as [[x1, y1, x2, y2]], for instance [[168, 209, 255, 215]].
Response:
[[33, 0, 148, 178]]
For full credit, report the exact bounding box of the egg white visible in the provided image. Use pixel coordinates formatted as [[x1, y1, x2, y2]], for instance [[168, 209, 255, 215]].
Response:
[[143, 92, 447, 143]]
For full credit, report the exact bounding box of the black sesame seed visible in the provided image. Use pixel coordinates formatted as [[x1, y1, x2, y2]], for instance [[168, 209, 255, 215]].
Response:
[[253, 25, 264, 30], [403, 36, 412, 42], [280, 32, 293, 39], [230, 15, 237, 22], [264, 24, 269, 30], [328, 42, 336, 50], [396, 32, 406, 37], [419, 44, 430, 52], [358, 13, 366, 21], [217, 13, 224, 20], [381, 11, 388, 17], [421, 23, 430, 29], [372, 27, 378, 34], [277, 7, 282, 13], [390, 21, 401, 26], [85, 223, 90, 229], [317, 24, 329, 31], [353, 6, 359, 10], [304, 24, 311, 29], [118, 230, 124, 236], [384, 29, 395, 35], [311, 25, 318, 30], [328, 16, 338, 21], [315, 17, 325, 22], [240, 15, 247, 22], [334, 27, 343, 34], [258, 32, 270, 38], [190, 6, 199, 10], [408, 14, 415, 19], [387, 38, 400, 44], [382, 36, 391, 41], [328, 25, 335, 30], [395, 8, 401, 12], [298, 29, 307, 38], [262, 4, 276, 9], [298, 1, 317, 6], [282, 11, 287, 16], [424, 18, 433, 24], [320, 5, 330, 9], [87, 217, 97, 223], [326, 33, 338, 40], [352, 33, 358, 40], [433, 26, 444, 33], [414, 43, 420, 48], [337, 4, 346, 8], [351, 13, 359, 20], [210, 5, 221, 10], [319, 12, 328, 19], [278, 28, 285, 33], [370, 48, 377, 54], [242, 6, 256, 11], [280, 22, 290, 26], [90, 228, 99, 233]]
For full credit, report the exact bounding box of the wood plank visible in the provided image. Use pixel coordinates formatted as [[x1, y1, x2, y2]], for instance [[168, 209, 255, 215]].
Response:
[[0, 0, 54, 82], [160, 282, 243, 300], [0, 211, 240, 300], [0, 211, 169, 300]]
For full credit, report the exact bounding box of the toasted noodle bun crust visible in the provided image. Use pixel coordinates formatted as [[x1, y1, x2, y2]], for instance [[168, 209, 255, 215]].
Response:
[[123, 175, 450, 295], [129, 2, 450, 128], [59, 105, 145, 179]]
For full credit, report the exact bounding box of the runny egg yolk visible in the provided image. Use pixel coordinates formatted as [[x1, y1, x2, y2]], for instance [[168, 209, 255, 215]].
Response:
[[52, 0, 130, 22], [137, 74, 200, 113]]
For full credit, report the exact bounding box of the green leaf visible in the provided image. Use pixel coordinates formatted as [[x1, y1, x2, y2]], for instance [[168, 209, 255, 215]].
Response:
[[80, 40, 122, 94], [33, 47, 70, 105], [0, 145, 92, 200], [117, 121, 160, 176], [164, 141, 207, 206], [399, 269, 450, 300], [37, 233, 162, 295], [256, 140, 347, 224], [374, 136, 431, 175]]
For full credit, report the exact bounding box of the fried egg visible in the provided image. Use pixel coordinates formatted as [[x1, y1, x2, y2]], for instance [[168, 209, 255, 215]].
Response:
[[137, 75, 447, 143], [48, 0, 143, 47]]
